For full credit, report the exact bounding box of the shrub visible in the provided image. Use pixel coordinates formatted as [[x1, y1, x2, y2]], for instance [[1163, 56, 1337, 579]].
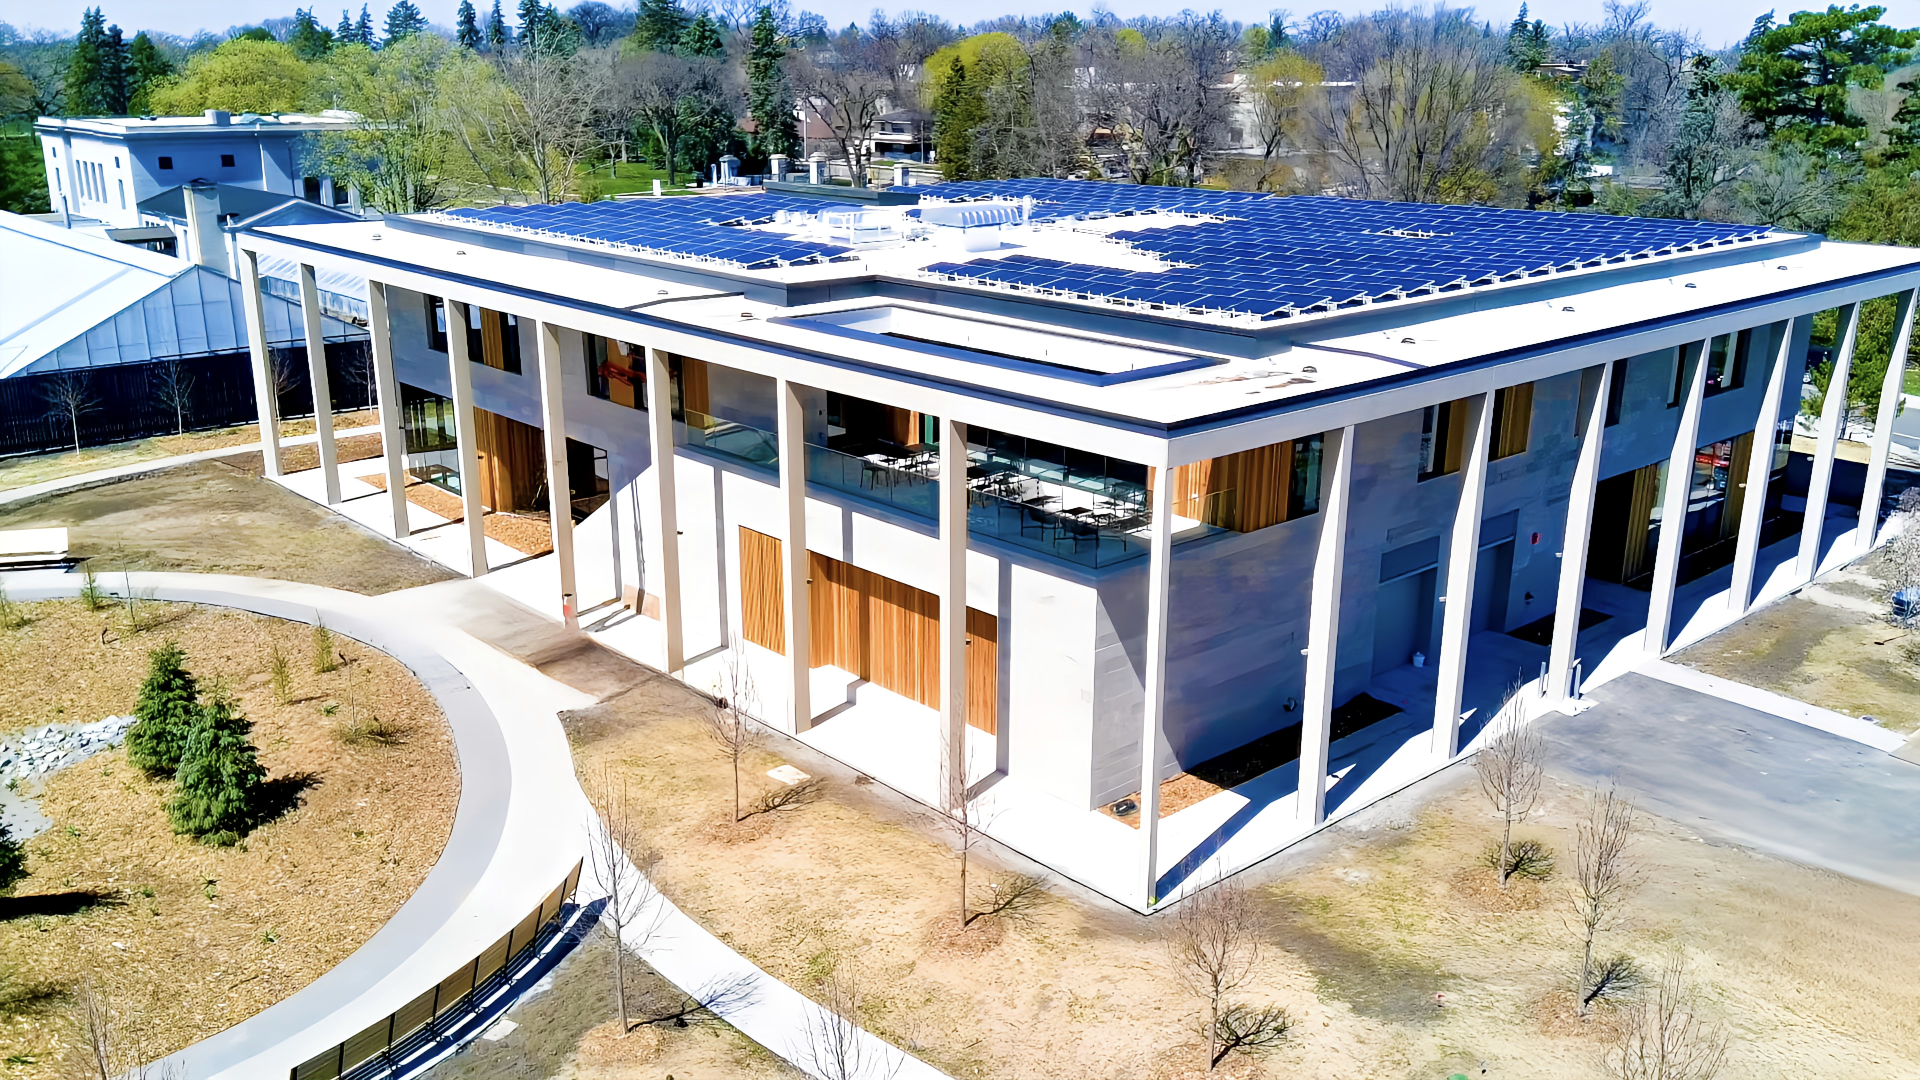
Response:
[[79, 569, 108, 612], [0, 583, 25, 631], [268, 643, 293, 706], [0, 821, 27, 894], [311, 622, 337, 674], [168, 684, 267, 840], [333, 713, 407, 746], [126, 641, 199, 776]]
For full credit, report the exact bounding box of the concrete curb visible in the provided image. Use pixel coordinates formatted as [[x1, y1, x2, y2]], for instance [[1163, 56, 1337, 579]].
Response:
[[1635, 658, 1908, 753]]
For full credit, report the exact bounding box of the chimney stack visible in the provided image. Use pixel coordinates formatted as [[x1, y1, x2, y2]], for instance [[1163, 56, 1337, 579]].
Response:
[[204, 109, 230, 126], [186, 183, 228, 276]]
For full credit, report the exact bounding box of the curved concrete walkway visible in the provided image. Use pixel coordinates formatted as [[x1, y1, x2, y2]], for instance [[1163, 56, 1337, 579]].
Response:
[[1, 569, 943, 1080]]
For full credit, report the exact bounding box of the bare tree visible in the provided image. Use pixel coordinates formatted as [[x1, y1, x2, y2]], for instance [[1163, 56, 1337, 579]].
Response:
[[1085, 15, 1238, 186], [791, 39, 895, 186], [1573, 783, 1642, 1014], [69, 975, 170, 1079], [1166, 876, 1292, 1069], [611, 50, 736, 187], [803, 956, 903, 1080], [1607, 946, 1731, 1080], [270, 347, 303, 430], [152, 359, 195, 435], [41, 371, 99, 455], [582, 764, 663, 1036], [702, 643, 761, 823], [494, 46, 609, 204], [1475, 720, 1547, 888]]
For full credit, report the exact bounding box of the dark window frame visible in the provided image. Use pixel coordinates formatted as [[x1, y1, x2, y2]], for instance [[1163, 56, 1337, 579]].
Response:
[[156, 155, 172, 170]]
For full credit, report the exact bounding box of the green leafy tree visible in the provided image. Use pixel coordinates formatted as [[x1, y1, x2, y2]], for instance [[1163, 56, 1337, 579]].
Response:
[[126, 32, 173, 113], [486, 0, 508, 49], [127, 641, 200, 777], [1730, 4, 1920, 149], [168, 684, 266, 842], [631, 0, 689, 52], [1643, 59, 1750, 219], [679, 11, 725, 58], [290, 7, 336, 60], [1886, 77, 1920, 147], [746, 5, 798, 161], [64, 8, 108, 115], [385, 1, 428, 46], [0, 820, 26, 894], [0, 134, 52, 214], [145, 39, 314, 115], [308, 34, 470, 211], [456, 0, 483, 49], [676, 92, 740, 177], [1505, 3, 1550, 72]]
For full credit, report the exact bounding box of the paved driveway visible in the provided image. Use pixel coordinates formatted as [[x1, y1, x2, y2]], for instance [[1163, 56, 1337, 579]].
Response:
[[1542, 673, 1920, 896]]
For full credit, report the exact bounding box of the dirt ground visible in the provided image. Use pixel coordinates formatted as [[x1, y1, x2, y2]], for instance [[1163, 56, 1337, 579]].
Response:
[[0, 599, 458, 1076], [0, 412, 378, 494], [362, 473, 556, 557], [1675, 544, 1920, 734], [0, 459, 455, 594], [560, 669, 1920, 1080], [426, 929, 799, 1080]]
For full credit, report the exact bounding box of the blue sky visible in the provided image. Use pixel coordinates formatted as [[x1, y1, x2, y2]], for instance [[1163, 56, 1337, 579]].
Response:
[[4, 0, 1918, 51]]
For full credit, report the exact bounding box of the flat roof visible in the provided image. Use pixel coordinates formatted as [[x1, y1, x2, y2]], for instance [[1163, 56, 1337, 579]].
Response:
[[35, 111, 360, 138]]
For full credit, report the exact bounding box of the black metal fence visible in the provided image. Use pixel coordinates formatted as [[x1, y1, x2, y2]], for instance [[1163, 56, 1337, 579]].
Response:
[[0, 339, 375, 460], [290, 859, 583, 1080]]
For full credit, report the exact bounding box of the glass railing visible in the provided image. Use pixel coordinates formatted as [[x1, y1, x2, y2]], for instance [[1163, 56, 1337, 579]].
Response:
[[806, 443, 937, 518], [966, 487, 1150, 568], [678, 409, 777, 472]]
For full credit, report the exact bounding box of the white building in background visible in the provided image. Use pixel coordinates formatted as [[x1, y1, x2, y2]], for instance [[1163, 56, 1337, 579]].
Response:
[[33, 109, 363, 231], [237, 179, 1920, 913]]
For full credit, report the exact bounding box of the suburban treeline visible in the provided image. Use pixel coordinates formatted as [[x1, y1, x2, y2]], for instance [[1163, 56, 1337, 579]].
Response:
[[5, 0, 1920, 247]]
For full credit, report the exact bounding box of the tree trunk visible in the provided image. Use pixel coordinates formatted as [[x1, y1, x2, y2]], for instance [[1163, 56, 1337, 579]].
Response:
[[1498, 806, 1513, 889], [70, 409, 80, 455], [1577, 930, 1595, 1015], [958, 826, 969, 925], [613, 913, 630, 1033], [731, 745, 741, 822]]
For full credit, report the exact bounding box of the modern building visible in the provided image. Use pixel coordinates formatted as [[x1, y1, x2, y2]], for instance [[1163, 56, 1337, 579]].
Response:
[[33, 110, 362, 231], [234, 180, 1920, 910]]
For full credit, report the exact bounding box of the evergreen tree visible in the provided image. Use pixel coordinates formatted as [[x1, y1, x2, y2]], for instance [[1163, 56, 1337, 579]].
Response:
[[127, 31, 173, 114], [679, 11, 725, 57], [337, 8, 355, 40], [168, 685, 266, 842], [632, 0, 689, 52], [0, 820, 26, 894], [517, 0, 544, 41], [1504, 4, 1550, 72], [353, 5, 375, 46], [100, 24, 129, 115], [1730, 5, 1919, 149], [289, 7, 336, 59], [931, 51, 984, 180], [456, 0, 483, 49], [746, 5, 798, 160], [486, 0, 508, 50], [64, 8, 108, 116], [126, 641, 200, 777], [384, 0, 428, 46]]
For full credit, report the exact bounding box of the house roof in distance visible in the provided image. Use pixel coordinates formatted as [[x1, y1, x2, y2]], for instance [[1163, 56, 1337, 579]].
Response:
[[34, 110, 360, 139], [431, 179, 1784, 327]]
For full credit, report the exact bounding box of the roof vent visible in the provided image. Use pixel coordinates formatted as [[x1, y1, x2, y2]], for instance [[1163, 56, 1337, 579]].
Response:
[[204, 109, 230, 126]]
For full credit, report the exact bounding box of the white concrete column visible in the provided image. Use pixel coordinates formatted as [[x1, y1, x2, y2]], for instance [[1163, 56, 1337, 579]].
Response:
[[1138, 465, 1177, 907], [938, 417, 969, 809], [1731, 320, 1797, 612], [1863, 290, 1918, 551], [536, 321, 577, 629], [1645, 340, 1711, 655], [1549, 364, 1612, 703], [239, 250, 283, 478], [645, 346, 684, 674], [1798, 303, 1861, 583], [297, 263, 340, 503], [366, 281, 410, 539], [1298, 425, 1352, 827], [776, 378, 812, 733], [1432, 392, 1493, 760], [445, 300, 488, 577]]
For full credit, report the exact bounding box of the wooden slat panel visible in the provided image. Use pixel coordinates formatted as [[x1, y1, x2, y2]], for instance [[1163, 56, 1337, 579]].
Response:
[[1722, 432, 1752, 542], [480, 308, 506, 370], [1493, 382, 1534, 459], [966, 608, 997, 734], [676, 355, 711, 416], [739, 526, 786, 654], [472, 407, 544, 513], [1623, 462, 1661, 581]]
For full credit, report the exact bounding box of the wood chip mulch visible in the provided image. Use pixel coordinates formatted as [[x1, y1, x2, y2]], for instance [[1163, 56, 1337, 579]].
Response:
[[362, 473, 555, 556]]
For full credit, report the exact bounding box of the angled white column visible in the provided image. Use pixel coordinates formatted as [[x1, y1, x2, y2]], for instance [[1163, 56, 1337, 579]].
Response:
[[1298, 425, 1352, 827], [938, 417, 970, 808], [776, 378, 812, 734], [1138, 465, 1177, 907], [239, 250, 283, 478], [445, 300, 488, 576], [1432, 392, 1493, 760], [1798, 302, 1860, 583], [535, 321, 577, 629], [1731, 319, 1797, 612], [1646, 340, 1710, 655], [1549, 363, 1612, 703], [296, 263, 339, 503], [366, 281, 410, 539], [1862, 290, 1918, 551], [645, 346, 684, 674]]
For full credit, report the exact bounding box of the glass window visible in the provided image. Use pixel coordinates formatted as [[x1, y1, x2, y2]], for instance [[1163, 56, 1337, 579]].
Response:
[[498, 312, 522, 373], [1605, 358, 1628, 426], [1418, 400, 1467, 480], [157, 155, 171, 169], [1290, 434, 1323, 517], [220, 153, 235, 167], [586, 334, 609, 399], [425, 298, 448, 352]]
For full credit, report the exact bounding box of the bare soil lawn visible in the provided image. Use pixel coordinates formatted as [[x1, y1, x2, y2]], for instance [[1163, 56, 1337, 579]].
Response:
[[0, 599, 457, 1076], [425, 930, 798, 1080], [0, 459, 455, 594], [564, 670, 1920, 1079], [1675, 544, 1920, 733], [0, 411, 378, 494]]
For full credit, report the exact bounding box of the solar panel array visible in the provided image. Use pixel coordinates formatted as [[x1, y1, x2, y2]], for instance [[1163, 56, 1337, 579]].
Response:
[[441, 194, 858, 270], [435, 179, 1780, 320], [915, 178, 1780, 320]]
